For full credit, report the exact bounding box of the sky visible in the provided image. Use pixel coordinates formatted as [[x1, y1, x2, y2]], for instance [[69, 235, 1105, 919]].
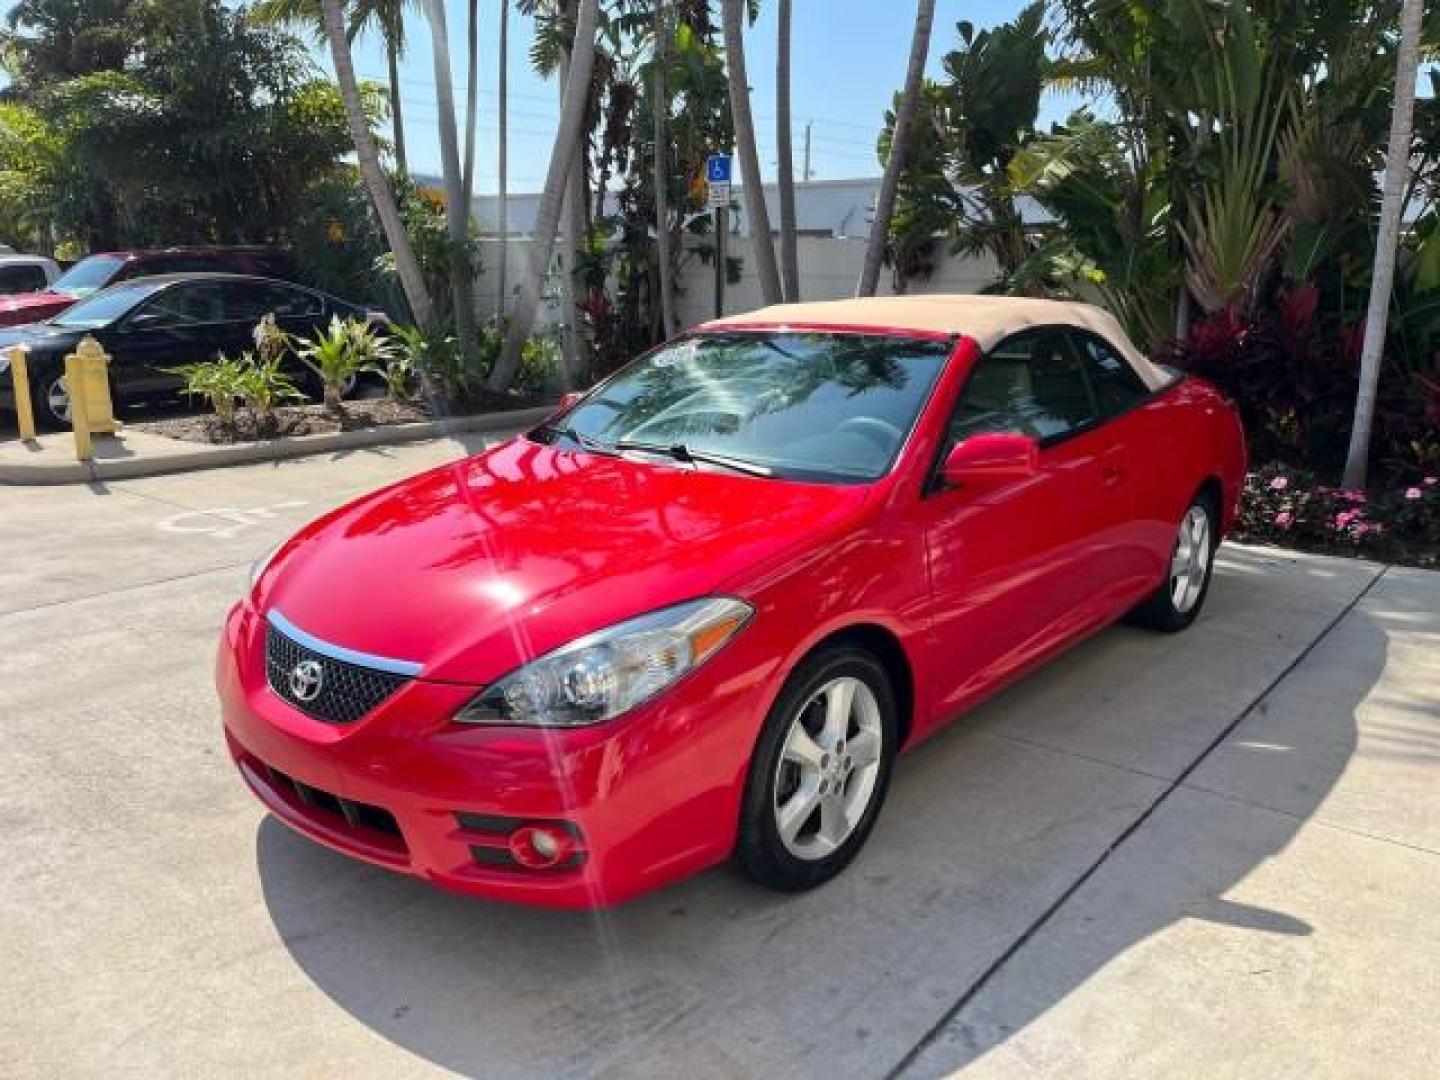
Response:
[[338, 0, 1080, 192]]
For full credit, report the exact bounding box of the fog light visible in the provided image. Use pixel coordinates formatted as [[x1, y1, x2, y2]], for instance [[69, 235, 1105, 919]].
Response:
[[508, 824, 573, 869]]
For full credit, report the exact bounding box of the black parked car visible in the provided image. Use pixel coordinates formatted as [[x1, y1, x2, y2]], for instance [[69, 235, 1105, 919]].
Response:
[[0, 274, 377, 429]]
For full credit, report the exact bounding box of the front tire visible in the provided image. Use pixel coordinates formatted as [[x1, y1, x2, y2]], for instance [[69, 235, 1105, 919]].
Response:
[[29, 358, 71, 432], [736, 645, 898, 892], [1128, 492, 1218, 633]]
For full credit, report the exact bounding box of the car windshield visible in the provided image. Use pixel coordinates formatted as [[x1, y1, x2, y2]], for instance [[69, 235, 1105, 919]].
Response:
[[548, 331, 953, 483], [49, 280, 167, 329], [51, 255, 126, 297]]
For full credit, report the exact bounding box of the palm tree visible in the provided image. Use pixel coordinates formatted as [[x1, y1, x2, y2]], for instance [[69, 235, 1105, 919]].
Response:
[[558, 0, 588, 388], [420, 0, 478, 363], [253, 0, 410, 175], [496, 0, 510, 318], [1343, 0, 1424, 490], [462, 0, 479, 213], [858, 0, 935, 297], [775, 0, 798, 302], [490, 0, 601, 391], [319, 0, 435, 327], [721, 0, 782, 306], [653, 0, 676, 336]]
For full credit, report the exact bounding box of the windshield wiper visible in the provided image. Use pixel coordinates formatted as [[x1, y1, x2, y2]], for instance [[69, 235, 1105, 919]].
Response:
[[612, 440, 774, 477], [541, 425, 621, 456]]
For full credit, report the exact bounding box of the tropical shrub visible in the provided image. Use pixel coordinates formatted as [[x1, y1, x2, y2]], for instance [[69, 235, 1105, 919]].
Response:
[[298, 317, 373, 412], [169, 354, 250, 428], [235, 352, 304, 427], [392, 323, 467, 403]]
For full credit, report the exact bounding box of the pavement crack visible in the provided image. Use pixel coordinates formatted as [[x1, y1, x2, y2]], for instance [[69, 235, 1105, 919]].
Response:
[[883, 564, 1390, 1079]]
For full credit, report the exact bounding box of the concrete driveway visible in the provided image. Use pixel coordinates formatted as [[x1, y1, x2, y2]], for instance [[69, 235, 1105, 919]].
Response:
[[2, 436, 1437, 1078]]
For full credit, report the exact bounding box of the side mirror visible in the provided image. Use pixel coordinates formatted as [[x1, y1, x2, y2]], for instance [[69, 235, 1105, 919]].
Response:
[[941, 432, 1039, 489]]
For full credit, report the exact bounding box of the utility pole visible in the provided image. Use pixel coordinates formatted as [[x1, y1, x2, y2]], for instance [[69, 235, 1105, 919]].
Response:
[[714, 205, 727, 318], [803, 121, 812, 182]]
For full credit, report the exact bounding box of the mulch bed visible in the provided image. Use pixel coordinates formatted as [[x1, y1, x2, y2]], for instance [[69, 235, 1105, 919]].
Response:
[[129, 392, 547, 446]]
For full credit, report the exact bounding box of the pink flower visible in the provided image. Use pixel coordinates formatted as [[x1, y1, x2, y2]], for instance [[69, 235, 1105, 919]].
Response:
[[1426, 477, 1438, 487], [1274, 511, 1294, 530], [1269, 476, 1290, 491], [1406, 487, 1423, 500], [1335, 510, 1359, 528]]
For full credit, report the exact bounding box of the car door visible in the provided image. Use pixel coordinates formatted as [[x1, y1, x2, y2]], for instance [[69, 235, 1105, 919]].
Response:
[[917, 328, 1131, 719], [110, 281, 231, 394], [1067, 328, 1175, 604]]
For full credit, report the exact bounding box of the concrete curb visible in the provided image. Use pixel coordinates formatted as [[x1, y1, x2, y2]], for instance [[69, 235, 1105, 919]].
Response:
[[0, 406, 553, 486]]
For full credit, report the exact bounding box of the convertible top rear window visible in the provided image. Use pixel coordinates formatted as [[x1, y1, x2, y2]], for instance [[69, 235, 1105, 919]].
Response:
[[544, 332, 952, 483]]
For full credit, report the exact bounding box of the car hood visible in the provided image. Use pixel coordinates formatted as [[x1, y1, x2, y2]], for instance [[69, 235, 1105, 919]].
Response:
[[0, 321, 83, 349], [259, 437, 874, 685], [0, 290, 73, 322]]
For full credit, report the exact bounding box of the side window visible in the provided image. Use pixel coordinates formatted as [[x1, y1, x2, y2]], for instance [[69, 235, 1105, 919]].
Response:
[[1073, 332, 1150, 417], [136, 283, 226, 326], [224, 281, 321, 320], [0, 265, 47, 294], [950, 329, 1100, 445]]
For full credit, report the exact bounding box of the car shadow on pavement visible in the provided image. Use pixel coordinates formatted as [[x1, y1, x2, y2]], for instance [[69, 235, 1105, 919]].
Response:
[[255, 551, 1384, 1079]]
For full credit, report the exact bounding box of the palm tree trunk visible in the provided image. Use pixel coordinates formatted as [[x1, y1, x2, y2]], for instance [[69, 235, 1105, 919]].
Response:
[[1343, 0, 1423, 490], [721, 0, 782, 306], [776, 0, 799, 302], [654, 0, 676, 337], [422, 0, 478, 365], [490, 0, 600, 391], [858, 0, 935, 297], [321, 0, 435, 329], [385, 36, 408, 175], [557, 23, 587, 390], [462, 0, 479, 211], [497, 0, 510, 320]]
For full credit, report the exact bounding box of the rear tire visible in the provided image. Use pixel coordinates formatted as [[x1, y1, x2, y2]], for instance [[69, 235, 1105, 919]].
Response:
[[736, 645, 898, 892], [1128, 491, 1219, 633]]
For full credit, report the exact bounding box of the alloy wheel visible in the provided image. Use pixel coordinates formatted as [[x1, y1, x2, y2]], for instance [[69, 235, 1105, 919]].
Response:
[[45, 374, 71, 424], [1170, 505, 1213, 614], [772, 675, 884, 861]]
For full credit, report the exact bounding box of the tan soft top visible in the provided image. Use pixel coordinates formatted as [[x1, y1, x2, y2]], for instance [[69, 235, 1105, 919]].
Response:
[[700, 295, 1170, 391]]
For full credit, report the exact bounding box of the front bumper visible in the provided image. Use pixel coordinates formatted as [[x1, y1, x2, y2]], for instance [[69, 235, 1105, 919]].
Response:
[[217, 602, 769, 908]]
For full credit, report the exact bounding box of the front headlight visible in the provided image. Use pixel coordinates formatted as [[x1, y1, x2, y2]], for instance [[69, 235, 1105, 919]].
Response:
[[455, 597, 753, 727]]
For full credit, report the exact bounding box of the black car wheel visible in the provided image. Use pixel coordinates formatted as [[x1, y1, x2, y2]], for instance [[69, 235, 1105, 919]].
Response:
[[736, 644, 898, 892], [28, 357, 71, 432], [1128, 490, 1219, 633]]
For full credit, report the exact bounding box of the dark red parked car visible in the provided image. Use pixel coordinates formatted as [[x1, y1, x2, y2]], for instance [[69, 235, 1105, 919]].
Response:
[[219, 296, 1247, 909], [0, 246, 295, 328]]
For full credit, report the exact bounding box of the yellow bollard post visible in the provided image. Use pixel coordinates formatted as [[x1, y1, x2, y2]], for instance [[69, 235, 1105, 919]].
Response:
[[6, 345, 36, 441], [65, 353, 92, 462]]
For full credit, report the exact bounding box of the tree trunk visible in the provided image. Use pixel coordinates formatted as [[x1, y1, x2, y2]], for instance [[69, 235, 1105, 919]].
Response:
[[321, 0, 435, 329], [422, 0, 478, 365], [557, 18, 587, 391], [386, 36, 408, 175], [721, 0, 782, 306], [776, 0, 799, 302], [490, 0, 601, 391], [1343, 0, 1423, 491], [463, 0, 479, 215], [497, 0, 510, 320], [654, 0, 676, 336], [858, 0, 935, 297]]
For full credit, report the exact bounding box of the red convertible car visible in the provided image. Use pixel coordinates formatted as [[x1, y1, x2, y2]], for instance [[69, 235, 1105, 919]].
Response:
[[218, 296, 1246, 908]]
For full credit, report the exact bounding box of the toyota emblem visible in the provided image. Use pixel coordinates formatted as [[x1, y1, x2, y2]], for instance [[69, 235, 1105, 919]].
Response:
[[289, 659, 325, 702]]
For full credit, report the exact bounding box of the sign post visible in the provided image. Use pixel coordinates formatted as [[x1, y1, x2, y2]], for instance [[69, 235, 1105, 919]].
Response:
[[707, 154, 732, 318]]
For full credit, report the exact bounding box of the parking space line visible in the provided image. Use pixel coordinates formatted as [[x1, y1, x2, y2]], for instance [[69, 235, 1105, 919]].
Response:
[[884, 564, 1390, 1079]]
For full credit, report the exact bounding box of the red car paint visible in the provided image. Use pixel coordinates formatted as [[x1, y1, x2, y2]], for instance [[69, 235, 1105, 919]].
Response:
[[0, 248, 293, 328], [218, 326, 1246, 908]]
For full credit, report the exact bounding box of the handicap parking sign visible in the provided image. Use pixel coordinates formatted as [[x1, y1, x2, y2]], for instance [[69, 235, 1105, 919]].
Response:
[[706, 155, 732, 184]]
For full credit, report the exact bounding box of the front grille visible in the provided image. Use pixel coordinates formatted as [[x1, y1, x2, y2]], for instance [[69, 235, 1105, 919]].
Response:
[[265, 622, 409, 724]]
